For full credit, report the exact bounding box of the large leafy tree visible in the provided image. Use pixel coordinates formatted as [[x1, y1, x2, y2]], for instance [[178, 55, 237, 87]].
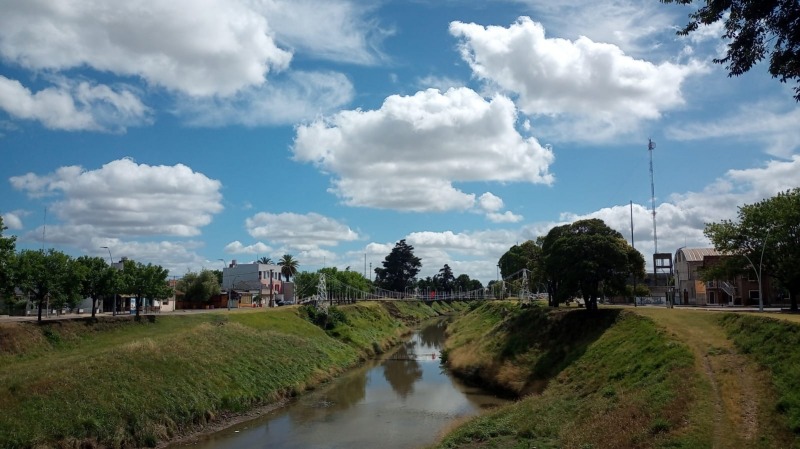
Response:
[[542, 219, 645, 310], [177, 270, 220, 303], [278, 254, 299, 281], [704, 188, 800, 310], [73, 255, 117, 319], [662, 0, 800, 101], [374, 239, 422, 293], [122, 260, 171, 320], [0, 216, 16, 299], [15, 249, 80, 322]]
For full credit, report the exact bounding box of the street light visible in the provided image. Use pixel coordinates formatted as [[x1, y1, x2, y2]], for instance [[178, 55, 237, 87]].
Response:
[[741, 229, 770, 312], [101, 246, 116, 316]]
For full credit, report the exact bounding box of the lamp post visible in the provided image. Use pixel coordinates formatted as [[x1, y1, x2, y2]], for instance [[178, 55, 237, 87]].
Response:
[[741, 229, 770, 312], [101, 246, 116, 316]]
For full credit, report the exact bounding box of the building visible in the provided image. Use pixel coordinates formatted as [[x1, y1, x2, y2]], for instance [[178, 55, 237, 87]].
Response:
[[674, 247, 779, 306], [221, 260, 283, 307]]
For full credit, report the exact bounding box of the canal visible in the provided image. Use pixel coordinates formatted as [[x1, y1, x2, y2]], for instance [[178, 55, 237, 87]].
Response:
[[169, 317, 510, 449]]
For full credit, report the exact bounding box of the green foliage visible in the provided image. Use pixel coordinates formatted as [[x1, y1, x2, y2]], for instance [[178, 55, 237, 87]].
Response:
[[299, 305, 349, 330], [121, 259, 171, 319], [374, 239, 421, 292], [541, 219, 645, 309], [176, 269, 220, 303], [14, 249, 81, 321], [73, 255, 117, 318], [661, 0, 800, 102], [0, 216, 16, 299], [705, 188, 800, 310], [498, 240, 543, 288]]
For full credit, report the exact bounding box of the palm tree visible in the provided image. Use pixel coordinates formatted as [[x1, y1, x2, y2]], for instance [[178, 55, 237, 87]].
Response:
[[257, 256, 273, 265], [278, 254, 299, 282]]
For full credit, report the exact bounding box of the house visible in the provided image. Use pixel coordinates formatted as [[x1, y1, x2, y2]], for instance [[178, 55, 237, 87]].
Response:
[[674, 247, 779, 306], [221, 260, 283, 307]]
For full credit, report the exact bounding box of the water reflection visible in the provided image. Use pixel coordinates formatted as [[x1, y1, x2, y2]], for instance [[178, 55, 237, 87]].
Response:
[[170, 318, 509, 449]]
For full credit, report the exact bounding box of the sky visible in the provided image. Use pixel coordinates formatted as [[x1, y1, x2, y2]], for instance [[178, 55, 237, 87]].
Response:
[[1, 0, 799, 286]]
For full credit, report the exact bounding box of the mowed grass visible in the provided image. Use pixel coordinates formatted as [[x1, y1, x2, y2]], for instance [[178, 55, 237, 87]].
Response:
[[718, 313, 800, 438], [437, 303, 704, 449], [0, 301, 448, 449], [437, 304, 800, 449]]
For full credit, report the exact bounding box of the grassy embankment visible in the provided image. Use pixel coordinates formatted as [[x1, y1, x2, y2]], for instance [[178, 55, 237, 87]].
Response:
[[0, 300, 468, 449], [436, 302, 800, 449]]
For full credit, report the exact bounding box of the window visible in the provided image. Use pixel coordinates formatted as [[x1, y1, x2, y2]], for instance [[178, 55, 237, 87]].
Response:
[[747, 271, 758, 282], [749, 290, 760, 300]]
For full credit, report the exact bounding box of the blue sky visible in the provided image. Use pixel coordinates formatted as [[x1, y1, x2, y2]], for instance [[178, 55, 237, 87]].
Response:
[[1, 0, 799, 285]]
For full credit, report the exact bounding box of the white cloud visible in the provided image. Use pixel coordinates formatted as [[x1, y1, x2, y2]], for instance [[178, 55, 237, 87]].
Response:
[[224, 241, 273, 255], [478, 192, 504, 212], [666, 101, 800, 158], [1, 210, 26, 230], [292, 87, 555, 212], [0, 76, 151, 131], [259, 0, 389, 65], [245, 212, 359, 248], [9, 158, 223, 238], [449, 17, 705, 142], [487, 211, 524, 223], [175, 71, 354, 126], [0, 0, 292, 97], [515, 0, 676, 55]]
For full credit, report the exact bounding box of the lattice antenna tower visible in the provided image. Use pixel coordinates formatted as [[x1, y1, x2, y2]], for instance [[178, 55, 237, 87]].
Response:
[[648, 139, 658, 253]]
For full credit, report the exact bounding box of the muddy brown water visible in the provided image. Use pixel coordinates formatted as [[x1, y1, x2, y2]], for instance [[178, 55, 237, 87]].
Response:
[[168, 318, 510, 449]]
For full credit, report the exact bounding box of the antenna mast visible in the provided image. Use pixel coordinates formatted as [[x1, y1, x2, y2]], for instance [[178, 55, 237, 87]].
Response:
[[648, 139, 658, 254]]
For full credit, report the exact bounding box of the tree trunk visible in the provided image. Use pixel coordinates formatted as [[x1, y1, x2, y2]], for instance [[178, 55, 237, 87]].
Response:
[[37, 297, 44, 323], [135, 295, 141, 321], [91, 297, 97, 319]]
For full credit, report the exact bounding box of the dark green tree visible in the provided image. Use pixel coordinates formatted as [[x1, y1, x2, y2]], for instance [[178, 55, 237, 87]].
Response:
[[74, 255, 116, 319], [662, 0, 800, 101], [278, 254, 299, 281], [257, 256, 273, 265], [374, 239, 422, 293], [542, 219, 645, 310], [177, 269, 221, 303], [436, 264, 455, 292], [15, 249, 79, 322], [0, 216, 17, 300], [122, 259, 171, 320], [704, 188, 800, 310]]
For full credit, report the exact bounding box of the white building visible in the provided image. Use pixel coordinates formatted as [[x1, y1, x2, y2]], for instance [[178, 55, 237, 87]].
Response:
[[222, 260, 283, 306]]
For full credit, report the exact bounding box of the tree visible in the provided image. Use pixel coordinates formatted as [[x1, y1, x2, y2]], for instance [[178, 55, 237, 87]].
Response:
[[542, 219, 645, 310], [278, 254, 299, 282], [0, 216, 17, 300], [257, 256, 273, 265], [436, 264, 455, 292], [15, 249, 79, 322], [73, 255, 116, 319], [662, 0, 800, 101], [122, 260, 171, 320], [498, 239, 544, 296], [374, 239, 422, 293], [704, 188, 800, 310], [177, 270, 220, 303]]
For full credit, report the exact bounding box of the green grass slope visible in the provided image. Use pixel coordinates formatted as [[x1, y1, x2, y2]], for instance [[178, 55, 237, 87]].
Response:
[[438, 302, 703, 449], [0, 301, 453, 449]]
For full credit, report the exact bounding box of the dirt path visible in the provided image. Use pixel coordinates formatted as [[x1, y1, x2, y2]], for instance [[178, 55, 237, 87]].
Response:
[[630, 308, 765, 448]]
